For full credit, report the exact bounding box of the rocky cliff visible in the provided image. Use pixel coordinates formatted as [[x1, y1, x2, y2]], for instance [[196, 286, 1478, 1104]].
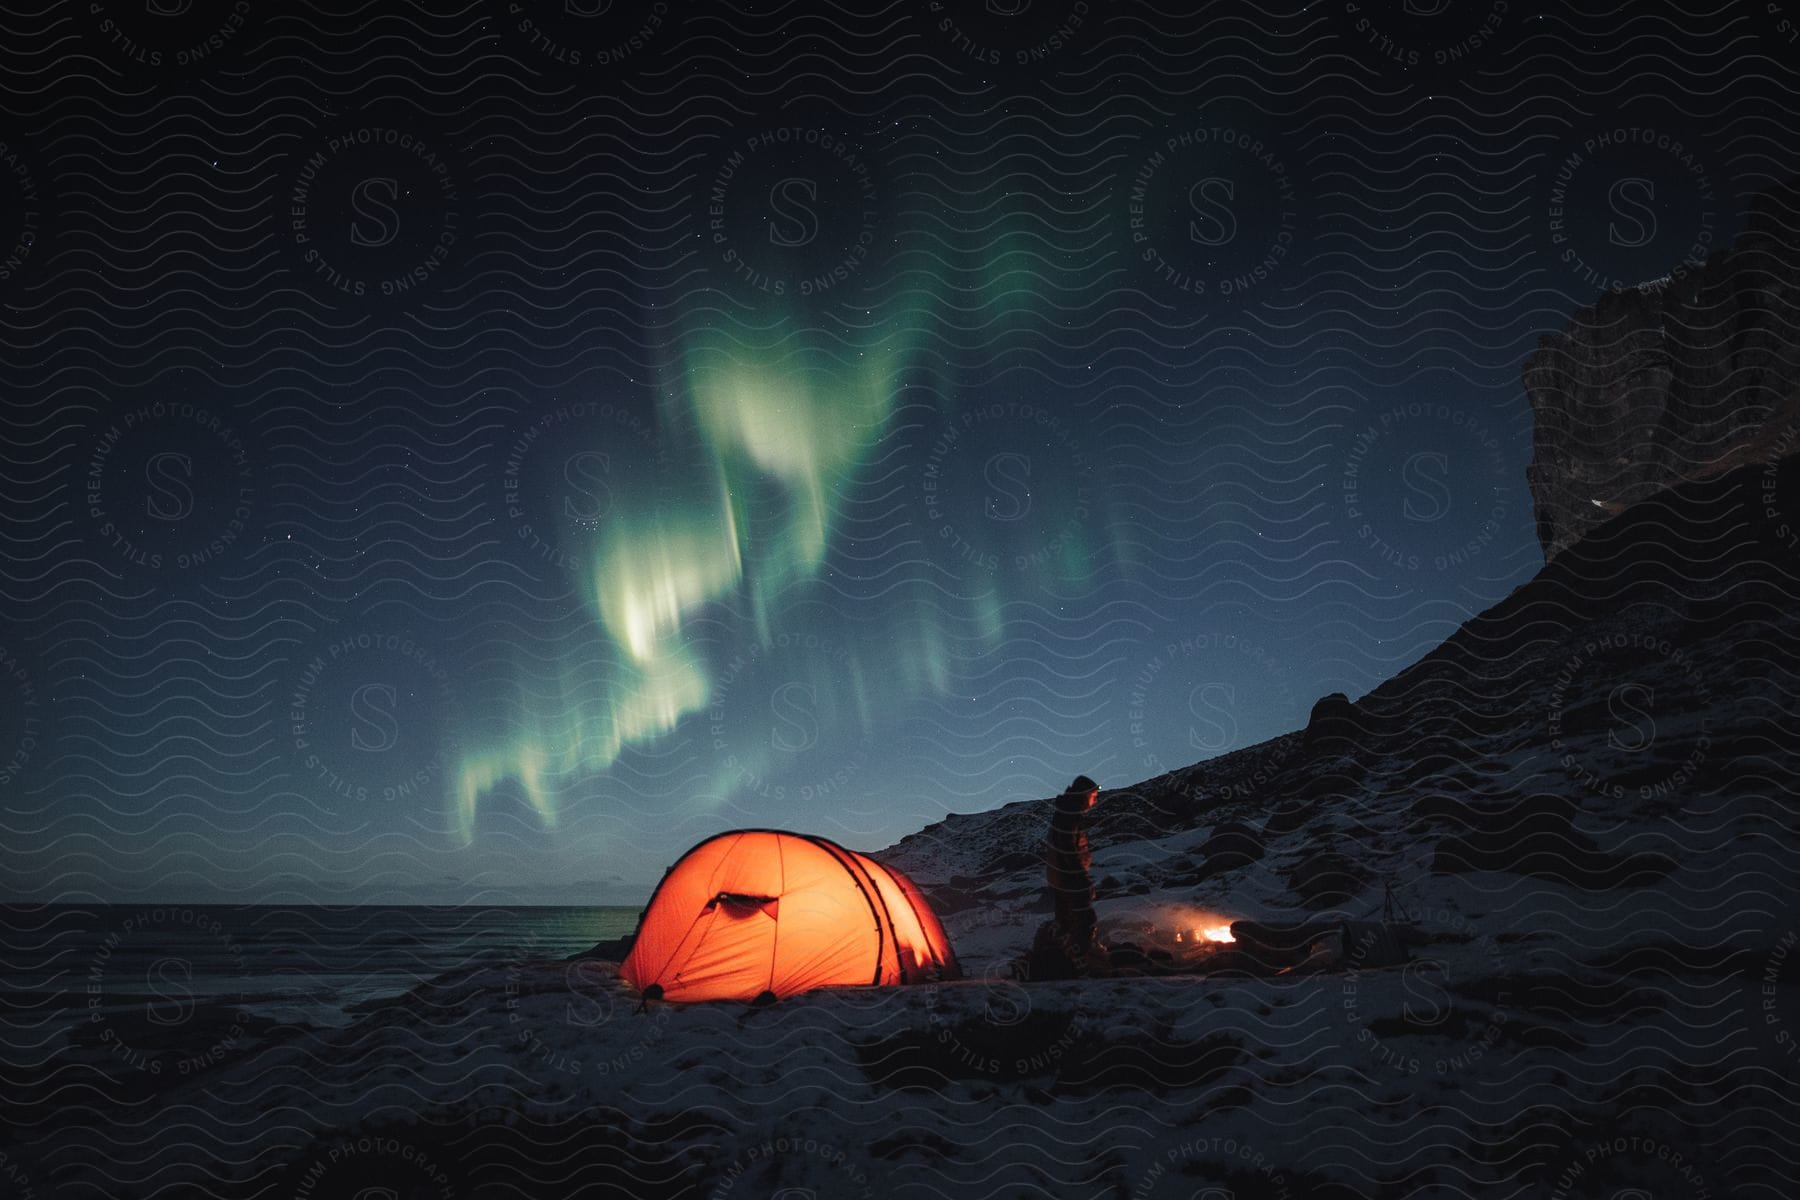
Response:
[[1524, 175, 1800, 561]]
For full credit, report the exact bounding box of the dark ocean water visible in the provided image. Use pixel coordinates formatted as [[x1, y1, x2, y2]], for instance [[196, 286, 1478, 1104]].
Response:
[[0, 904, 641, 1030]]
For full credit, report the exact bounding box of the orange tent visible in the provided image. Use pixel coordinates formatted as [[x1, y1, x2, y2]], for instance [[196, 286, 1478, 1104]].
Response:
[[620, 829, 960, 1003]]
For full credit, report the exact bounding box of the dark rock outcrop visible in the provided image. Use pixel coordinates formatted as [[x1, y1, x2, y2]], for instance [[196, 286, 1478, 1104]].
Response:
[[570, 934, 635, 962], [1104, 941, 1172, 971], [1261, 795, 1318, 836], [1283, 843, 1367, 908], [1523, 175, 1800, 562], [881, 735, 1304, 887], [1429, 791, 1677, 889], [1298, 691, 1363, 758], [1197, 820, 1264, 871]]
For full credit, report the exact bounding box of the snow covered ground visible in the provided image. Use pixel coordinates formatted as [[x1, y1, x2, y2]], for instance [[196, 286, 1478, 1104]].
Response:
[[13, 461, 1800, 1197], [26, 827, 1795, 1198]]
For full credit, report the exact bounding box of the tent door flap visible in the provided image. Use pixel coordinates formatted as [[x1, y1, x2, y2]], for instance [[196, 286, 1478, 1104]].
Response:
[[708, 892, 780, 919]]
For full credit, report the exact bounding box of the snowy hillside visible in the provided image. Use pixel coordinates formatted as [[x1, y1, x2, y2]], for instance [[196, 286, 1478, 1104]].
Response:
[[17, 451, 1798, 1200], [881, 446, 1800, 984], [16, 173, 1800, 1199]]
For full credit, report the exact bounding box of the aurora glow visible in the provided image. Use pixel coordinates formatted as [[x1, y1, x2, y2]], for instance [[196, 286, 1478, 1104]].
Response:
[[453, 319, 906, 841], [18, 1, 1758, 910]]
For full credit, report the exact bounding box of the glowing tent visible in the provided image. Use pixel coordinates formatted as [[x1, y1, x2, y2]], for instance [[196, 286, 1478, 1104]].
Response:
[[621, 829, 960, 1003]]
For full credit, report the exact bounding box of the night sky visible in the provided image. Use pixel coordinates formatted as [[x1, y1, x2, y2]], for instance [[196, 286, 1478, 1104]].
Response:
[[2, 0, 1795, 904]]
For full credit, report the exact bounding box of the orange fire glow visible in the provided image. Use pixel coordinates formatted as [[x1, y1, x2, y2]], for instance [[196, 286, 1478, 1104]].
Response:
[[1168, 909, 1236, 945]]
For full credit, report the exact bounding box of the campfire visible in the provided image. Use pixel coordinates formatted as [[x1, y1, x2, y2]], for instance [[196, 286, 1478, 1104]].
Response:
[[1164, 904, 1236, 945], [1091, 905, 1242, 973], [1161, 907, 1237, 963]]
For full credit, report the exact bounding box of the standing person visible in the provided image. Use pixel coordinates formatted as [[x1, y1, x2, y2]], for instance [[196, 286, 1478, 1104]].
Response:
[[1044, 774, 1104, 972]]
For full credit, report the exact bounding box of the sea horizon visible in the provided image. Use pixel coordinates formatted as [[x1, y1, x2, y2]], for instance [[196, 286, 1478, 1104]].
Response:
[[0, 904, 644, 1032]]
